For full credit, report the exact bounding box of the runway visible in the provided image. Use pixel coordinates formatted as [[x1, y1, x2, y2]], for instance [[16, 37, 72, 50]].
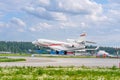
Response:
[[0, 56, 120, 67]]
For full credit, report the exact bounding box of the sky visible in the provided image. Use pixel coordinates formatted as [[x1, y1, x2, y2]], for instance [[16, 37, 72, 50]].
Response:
[[0, 0, 120, 47]]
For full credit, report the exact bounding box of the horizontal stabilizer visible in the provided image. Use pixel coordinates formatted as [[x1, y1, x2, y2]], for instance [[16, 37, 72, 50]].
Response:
[[86, 41, 96, 44], [85, 46, 99, 50]]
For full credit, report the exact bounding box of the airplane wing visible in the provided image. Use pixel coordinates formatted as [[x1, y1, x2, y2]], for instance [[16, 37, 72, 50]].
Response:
[[85, 46, 99, 50], [85, 41, 96, 44], [75, 46, 99, 51]]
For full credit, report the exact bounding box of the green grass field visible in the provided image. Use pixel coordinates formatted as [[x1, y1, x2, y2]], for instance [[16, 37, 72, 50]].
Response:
[[0, 53, 31, 56], [0, 66, 119, 80], [0, 57, 26, 62]]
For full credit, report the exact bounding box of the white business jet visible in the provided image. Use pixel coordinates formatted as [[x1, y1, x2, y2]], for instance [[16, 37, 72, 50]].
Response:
[[32, 33, 97, 54]]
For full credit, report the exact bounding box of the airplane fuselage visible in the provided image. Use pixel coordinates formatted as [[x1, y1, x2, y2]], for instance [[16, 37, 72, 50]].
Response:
[[32, 39, 85, 51]]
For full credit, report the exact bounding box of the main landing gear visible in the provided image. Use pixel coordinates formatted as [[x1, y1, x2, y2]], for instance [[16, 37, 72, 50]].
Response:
[[55, 50, 67, 55]]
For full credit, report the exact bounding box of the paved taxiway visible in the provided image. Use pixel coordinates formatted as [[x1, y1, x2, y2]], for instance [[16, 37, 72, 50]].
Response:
[[0, 57, 120, 67]]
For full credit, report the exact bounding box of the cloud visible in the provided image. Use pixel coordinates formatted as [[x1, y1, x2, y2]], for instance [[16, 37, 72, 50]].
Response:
[[0, 17, 26, 32], [108, 10, 120, 23], [0, 0, 32, 12], [60, 22, 77, 28], [0, 22, 7, 32], [113, 29, 120, 32], [35, 0, 50, 6], [24, 6, 67, 21], [9, 17, 26, 32], [29, 22, 52, 32], [60, 21, 88, 29], [23, 0, 106, 30], [108, 0, 120, 3], [0, 22, 6, 28], [36, 0, 103, 15], [10, 17, 26, 27], [23, 0, 104, 22], [0, 12, 4, 17]]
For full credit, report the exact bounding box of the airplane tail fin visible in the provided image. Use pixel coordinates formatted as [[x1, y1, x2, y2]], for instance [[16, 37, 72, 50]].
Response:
[[76, 33, 96, 44], [76, 33, 86, 43]]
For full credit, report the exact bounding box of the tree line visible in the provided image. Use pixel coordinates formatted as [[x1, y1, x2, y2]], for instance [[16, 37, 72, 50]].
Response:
[[86, 45, 119, 55], [0, 41, 37, 53]]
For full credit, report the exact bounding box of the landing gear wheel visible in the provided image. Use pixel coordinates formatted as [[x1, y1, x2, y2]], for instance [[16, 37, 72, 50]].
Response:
[[56, 51, 59, 54], [64, 51, 67, 55]]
